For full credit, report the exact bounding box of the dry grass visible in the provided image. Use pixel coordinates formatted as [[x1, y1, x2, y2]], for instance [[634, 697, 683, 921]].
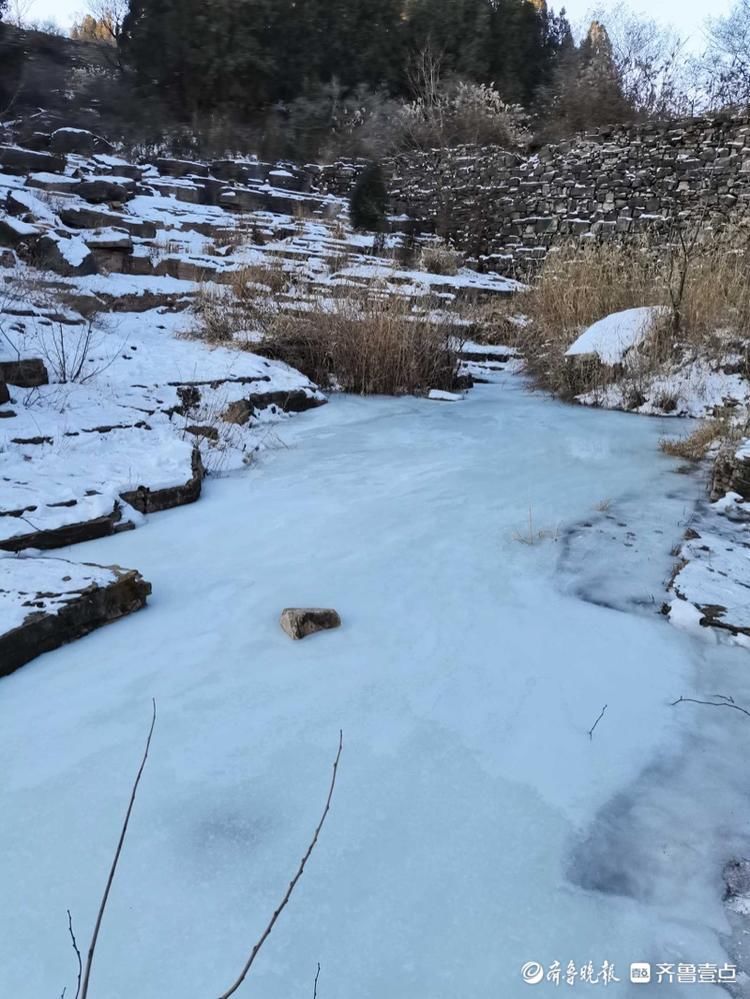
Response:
[[419, 243, 464, 276], [659, 419, 732, 461], [230, 263, 289, 298], [255, 294, 462, 396], [516, 233, 750, 399], [191, 285, 239, 343], [512, 507, 559, 545]]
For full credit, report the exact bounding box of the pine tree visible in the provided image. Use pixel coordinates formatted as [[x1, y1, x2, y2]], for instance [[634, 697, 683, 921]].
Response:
[[350, 161, 388, 232]]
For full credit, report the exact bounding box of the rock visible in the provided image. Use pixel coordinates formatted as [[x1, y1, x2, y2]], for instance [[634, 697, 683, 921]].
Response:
[[84, 228, 133, 252], [0, 248, 16, 267], [120, 448, 204, 514], [78, 178, 135, 204], [0, 502, 125, 552], [59, 206, 157, 239], [0, 380, 8, 404], [156, 157, 210, 179], [280, 608, 342, 640], [0, 215, 43, 247], [185, 424, 219, 441], [725, 859, 750, 899], [0, 561, 151, 677], [0, 145, 66, 176], [34, 233, 97, 276], [222, 399, 253, 425], [0, 358, 49, 388], [49, 128, 113, 156], [711, 442, 750, 501]]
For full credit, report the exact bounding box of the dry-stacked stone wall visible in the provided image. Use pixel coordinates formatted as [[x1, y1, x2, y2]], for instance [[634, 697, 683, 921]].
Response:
[[323, 112, 750, 277]]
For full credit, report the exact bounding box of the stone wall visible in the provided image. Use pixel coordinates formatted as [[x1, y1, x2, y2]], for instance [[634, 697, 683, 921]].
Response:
[[329, 112, 750, 277]]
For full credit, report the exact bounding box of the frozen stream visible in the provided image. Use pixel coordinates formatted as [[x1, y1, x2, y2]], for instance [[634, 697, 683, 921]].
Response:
[[2, 373, 750, 998]]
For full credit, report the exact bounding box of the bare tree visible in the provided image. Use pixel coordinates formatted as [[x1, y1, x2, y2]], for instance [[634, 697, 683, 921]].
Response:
[[591, 3, 691, 118], [700, 0, 750, 110]]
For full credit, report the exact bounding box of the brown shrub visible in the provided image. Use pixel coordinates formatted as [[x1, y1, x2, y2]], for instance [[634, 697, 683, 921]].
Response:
[[660, 419, 733, 461], [255, 295, 462, 395]]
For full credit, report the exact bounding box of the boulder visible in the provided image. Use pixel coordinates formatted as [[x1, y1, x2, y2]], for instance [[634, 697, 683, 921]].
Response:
[[0, 380, 9, 405], [711, 442, 750, 501], [59, 205, 156, 238], [78, 178, 135, 204], [280, 607, 342, 640], [91, 155, 143, 181], [84, 228, 133, 251], [0, 145, 66, 176], [725, 859, 750, 911], [156, 157, 210, 179], [0, 248, 16, 268], [0, 358, 49, 387], [0, 215, 43, 247], [222, 399, 252, 425], [49, 128, 113, 156], [35, 233, 96, 276]]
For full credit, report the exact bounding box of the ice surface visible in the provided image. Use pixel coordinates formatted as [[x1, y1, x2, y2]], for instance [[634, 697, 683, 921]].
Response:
[[0, 373, 746, 998]]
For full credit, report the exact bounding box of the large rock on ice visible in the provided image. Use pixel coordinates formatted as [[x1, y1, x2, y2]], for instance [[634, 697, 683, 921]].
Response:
[[280, 607, 342, 640]]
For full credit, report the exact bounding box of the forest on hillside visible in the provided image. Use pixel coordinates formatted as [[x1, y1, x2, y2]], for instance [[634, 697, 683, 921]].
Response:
[[2, 0, 750, 157]]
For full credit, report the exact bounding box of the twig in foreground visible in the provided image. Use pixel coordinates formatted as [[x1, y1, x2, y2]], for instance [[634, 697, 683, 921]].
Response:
[[216, 730, 344, 999], [66, 909, 82, 999], [588, 705, 608, 740], [79, 700, 157, 999], [313, 962, 321, 999], [671, 696, 750, 718]]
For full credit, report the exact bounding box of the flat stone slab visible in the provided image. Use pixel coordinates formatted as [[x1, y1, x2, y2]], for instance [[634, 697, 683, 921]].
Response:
[[0, 556, 151, 676]]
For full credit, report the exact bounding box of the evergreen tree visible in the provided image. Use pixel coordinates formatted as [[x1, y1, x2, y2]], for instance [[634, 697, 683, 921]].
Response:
[[350, 161, 388, 231]]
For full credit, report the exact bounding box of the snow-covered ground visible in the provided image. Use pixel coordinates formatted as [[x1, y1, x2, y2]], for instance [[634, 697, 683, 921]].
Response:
[[1, 372, 748, 998]]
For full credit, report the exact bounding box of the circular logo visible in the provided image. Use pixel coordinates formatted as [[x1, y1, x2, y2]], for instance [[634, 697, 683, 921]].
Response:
[[521, 962, 545, 985]]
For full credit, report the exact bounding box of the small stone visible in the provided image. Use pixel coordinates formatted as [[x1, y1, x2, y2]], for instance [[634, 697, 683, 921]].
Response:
[[222, 399, 253, 425], [280, 608, 341, 640]]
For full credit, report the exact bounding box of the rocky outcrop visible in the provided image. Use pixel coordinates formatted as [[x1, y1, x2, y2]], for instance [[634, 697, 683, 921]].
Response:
[[280, 607, 342, 640], [0, 562, 151, 676]]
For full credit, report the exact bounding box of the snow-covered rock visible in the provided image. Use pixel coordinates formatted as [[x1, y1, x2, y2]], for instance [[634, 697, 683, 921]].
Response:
[[566, 307, 665, 366]]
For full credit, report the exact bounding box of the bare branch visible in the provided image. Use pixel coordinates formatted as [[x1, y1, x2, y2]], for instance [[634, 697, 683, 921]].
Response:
[[313, 962, 321, 999], [671, 695, 750, 718], [66, 909, 82, 999], [79, 700, 157, 999], [216, 730, 344, 999], [588, 704, 608, 740]]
